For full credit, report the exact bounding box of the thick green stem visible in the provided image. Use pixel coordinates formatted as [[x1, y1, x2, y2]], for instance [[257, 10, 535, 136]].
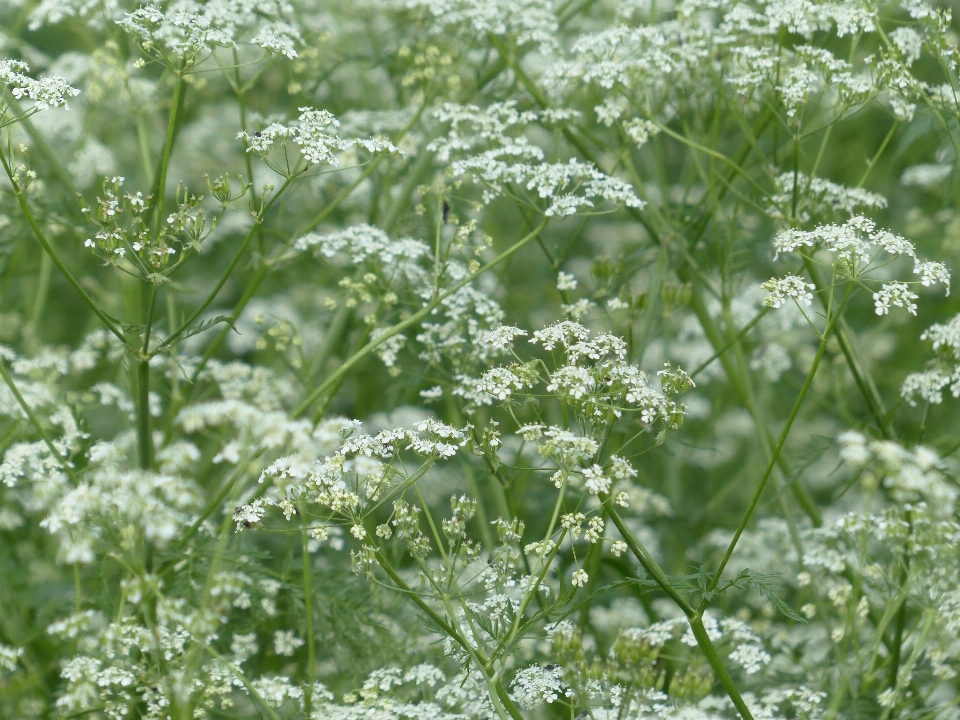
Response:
[[689, 616, 755, 720], [604, 503, 693, 615], [137, 283, 159, 470], [886, 592, 907, 690], [494, 679, 525, 720], [879, 610, 933, 720], [136, 357, 153, 470]]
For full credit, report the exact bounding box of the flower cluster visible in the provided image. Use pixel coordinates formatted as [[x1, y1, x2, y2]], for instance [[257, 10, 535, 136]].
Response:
[[902, 312, 960, 405], [431, 102, 643, 216], [0, 59, 80, 115], [239, 107, 401, 174]]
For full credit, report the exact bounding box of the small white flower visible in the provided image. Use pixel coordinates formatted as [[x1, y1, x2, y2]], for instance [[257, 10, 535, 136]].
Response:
[[873, 282, 918, 315], [419, 385, 444, 399], [761, 275, 815, 308], [581, 464, 611, 494], [556, 271, 578, 291], [274, 630, 304, 657]]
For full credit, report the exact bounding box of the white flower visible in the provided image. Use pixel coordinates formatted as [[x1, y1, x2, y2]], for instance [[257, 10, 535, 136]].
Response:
[[914, 260, 951, 295], [273, 630, 305, 657], [891, 27, 923, 64], [240, 108, 401, 170], [530, 321, 590, 351], [873, 282, 918, 315], [561, 298, 596, 319], [0, 59, 79, 111], [581, 464, 611, 494], [117, 5, 237, 58], [251, 21, 302, 59], [233, 498, 268, 531], [512, 664, 569, 709], [624, 118, 660, 146], [0, 643, 22, 672], [729, 643, 771, 674], [481, 325, 528, 351], [479, 366, 530, 401], [761, 275, 815, 308], [556, 271, 578, 291], [609, 455, 637, 480], [571, 569, 589, 587]]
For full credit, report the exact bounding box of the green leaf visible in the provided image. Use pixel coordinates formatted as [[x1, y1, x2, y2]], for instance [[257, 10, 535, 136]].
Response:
[[735, 569, 807, 623], [180, 315, 237, 342]]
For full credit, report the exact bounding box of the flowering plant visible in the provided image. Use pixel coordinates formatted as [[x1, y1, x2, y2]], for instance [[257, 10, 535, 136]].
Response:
[[2, 0, 960, 719]]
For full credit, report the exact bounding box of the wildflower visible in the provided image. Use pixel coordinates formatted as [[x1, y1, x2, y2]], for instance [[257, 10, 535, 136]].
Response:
[[512, 664, 569, 708], [581, 464, 610, 495], [0, 59, 80, 112], [761, 275, 815, 309], [274, 630, 304, 657], [233, 499, 268, 531], [873, 282, 918, 316], [556, 272, 578, 291]]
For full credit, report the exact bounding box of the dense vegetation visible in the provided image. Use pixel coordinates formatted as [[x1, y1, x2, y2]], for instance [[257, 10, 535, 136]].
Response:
[[2, 0, 960, 717]]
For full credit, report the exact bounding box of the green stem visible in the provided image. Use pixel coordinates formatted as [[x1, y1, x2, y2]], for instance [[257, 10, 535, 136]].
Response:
[[689, 616, 755, 720], [494, 679, 526, 720], [155, 177, 294, 353], [878, 610, 934, 720], [0, 144, 124, 342], [705, 281, 853, 596], [137, 281, 159, 471], [74, 564, 82, 613], [153, 74, 185, 237], [858, 121, 899, 189], [300, 504, 316, 716], [687, 284, 821, 525], [0, 360, 72, 474], [604, 502, 693, 615], [605, 502, 753, 719], [202, 646, 282, 720], [887, 597, 907, 687], [26, 251, 52, 347], [802, 257, 894, 439], [136, 357, 153, 470], [372, 549, 471, 654], [167, 459, 252, 558], [690, 306, 770, 379]]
